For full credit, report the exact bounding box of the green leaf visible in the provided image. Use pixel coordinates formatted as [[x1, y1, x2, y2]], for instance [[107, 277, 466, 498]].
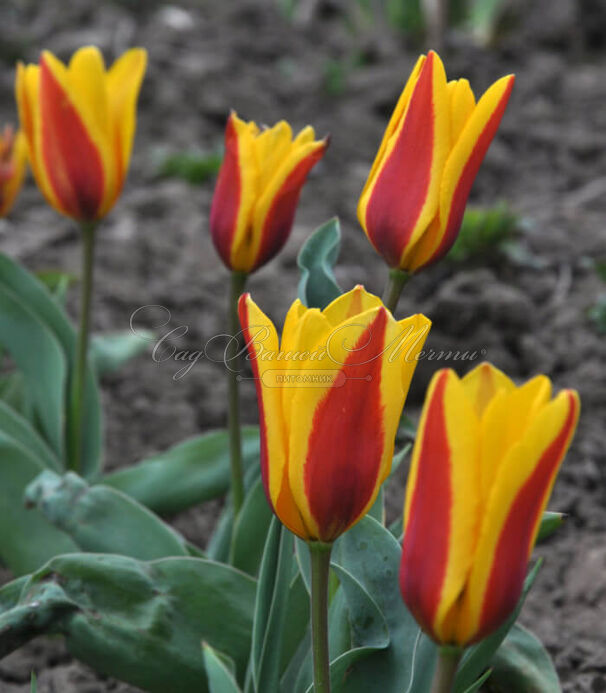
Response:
[[25, 470, 189, 560], [0, 282, 66, 457], [537, 511, 565, 542], [203, 642, 242, 693], [231, 476, 273, 575], [1, 553, 256, 692], [30, 671, 37, 693], [461, 668, 492, 693], [252, 519, 295, 693], [0, 433, 76, 575], [91, 330, 151, 376], [297, 217, 342, 309], [454, 560, 543, 692], [487, 624, 560, 692], [0, 253, 102, 477], [103, 427, 260, 514], [328, 516, 437, 693], [0, 400, 61, 472], [35, 269, 77, 305], [156, 149, 222, 184]]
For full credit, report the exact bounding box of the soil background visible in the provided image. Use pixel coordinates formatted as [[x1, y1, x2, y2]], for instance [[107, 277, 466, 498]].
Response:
[[0, 0, 605, 691]]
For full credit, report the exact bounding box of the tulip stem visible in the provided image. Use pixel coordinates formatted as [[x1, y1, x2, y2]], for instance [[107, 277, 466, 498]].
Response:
[[68, 221, 97, 473], [382, 268, 410, 315], [430, 647, 462, 693], [309, 541, 332, 693], [227, 270, 248, 520]]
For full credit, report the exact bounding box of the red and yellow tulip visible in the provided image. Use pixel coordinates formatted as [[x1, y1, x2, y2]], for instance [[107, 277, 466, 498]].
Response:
[[210, 112, 327, 273], [15, 46, 146, 222], [400, 363, 579, 646], [0, 126, 27, 217], [358, 51, 514, 272], [239, 285, 430, 542]]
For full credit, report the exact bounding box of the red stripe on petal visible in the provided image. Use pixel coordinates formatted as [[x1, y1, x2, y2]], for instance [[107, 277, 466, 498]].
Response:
[[303, 309, 388, 542], [238, 295, 272, 510], [39, 58, 105, 220], [210, 115, 242, 270], [252, 142, 326, 272], [422, 79, 514, 269], [365, 53, 436, 268], [400, 370, 451, 639], [476, 391, 578, 641]]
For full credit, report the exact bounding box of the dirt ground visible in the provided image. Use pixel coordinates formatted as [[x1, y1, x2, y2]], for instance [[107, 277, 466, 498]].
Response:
[[0, 0, 605, 690]]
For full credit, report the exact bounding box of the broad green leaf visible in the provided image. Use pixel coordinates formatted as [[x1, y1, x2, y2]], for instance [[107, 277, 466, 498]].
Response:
[[455, 561, 542, 692], [91, 330, 152, 376], [0, 253, 102, 476], [297, 217, 342, 309], [461, 668, 492, 693], [329, 516, 437, 693], [0, 282, 66, 457], [0, 434, 76, 575], [367, 487, 384, 524], [537, 511, 565, 542], [1, 553, 256, 692], [486, 624, 560, 692], [252, 519, 295, 692], [203, 642, 242, 693], [231, 476, 273, 575], [25, 470, 189, 560], [279, 573, 310, 676], [103, 427, 260, 514], [0, 400, 61, 471]]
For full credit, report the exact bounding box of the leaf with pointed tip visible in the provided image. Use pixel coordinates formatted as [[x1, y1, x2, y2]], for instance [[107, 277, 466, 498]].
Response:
[[297, 218, 342, 309], [203, 642, 242, 693]]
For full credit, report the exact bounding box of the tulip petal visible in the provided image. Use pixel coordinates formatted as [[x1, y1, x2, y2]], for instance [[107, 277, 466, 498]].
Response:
[[358, 51, 450, 268], [448, 79, 476, 146], [401, 369, 481, 642], [456, 389, 579, 644], [250, 136, 327, 272], [288, 307, 396, 541], [104, 47, 147, 211], [461, 361, 514, 418], [0, 131, 28, 216], [210, 113, 259, 270], [406, 75, 515, 270], [322, 284, 384, 327], [238, 294, 307, 538], [39, 51, 106, 219]]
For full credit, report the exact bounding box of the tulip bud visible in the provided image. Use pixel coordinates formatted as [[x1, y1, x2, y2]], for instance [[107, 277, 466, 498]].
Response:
[[358, 51, 514, 272], [400, 363, 579, 646], [16, 46, 146, 222], [210, 112, 327, 273], [239, 285, 430, 542]]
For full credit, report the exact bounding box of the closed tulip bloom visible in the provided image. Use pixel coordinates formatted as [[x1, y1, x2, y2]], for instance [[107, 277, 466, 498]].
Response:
[[210, 112, 328, 273], [358, 51, 514, 272], [0, 126, 27, 217], [15, 46, 146, 222], [400, 364, 580, 646], [239, 285, 431, 542]]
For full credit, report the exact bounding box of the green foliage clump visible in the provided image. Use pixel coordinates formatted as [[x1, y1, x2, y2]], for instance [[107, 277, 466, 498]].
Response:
[[156, 150, 222, 185]]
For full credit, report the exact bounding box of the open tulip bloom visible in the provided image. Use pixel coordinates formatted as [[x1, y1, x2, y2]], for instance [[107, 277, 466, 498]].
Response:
[[400, 363, 579, 680], [358, 51, 514, 275], [210, 112, 328, 274], [239, 285, 430, 542], [16, 46, 146, 222]]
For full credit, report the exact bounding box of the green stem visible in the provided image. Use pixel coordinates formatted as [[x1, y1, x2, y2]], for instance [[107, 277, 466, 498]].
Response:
[[227, 270, 248, 519], [309, 541, 332, 693], [430, 647, 462, 693], [381, 268, 410, 315], [68, 221, 97, 473]]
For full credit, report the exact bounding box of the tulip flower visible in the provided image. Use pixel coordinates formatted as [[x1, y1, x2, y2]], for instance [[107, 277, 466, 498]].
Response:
[[0, 126, 27, 217], [358, 51, 514, 273], [210, 112, 328, 274], [15, 46, 147, 222], [239, 285, 431, 542], [400, 363, 579, 649]]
